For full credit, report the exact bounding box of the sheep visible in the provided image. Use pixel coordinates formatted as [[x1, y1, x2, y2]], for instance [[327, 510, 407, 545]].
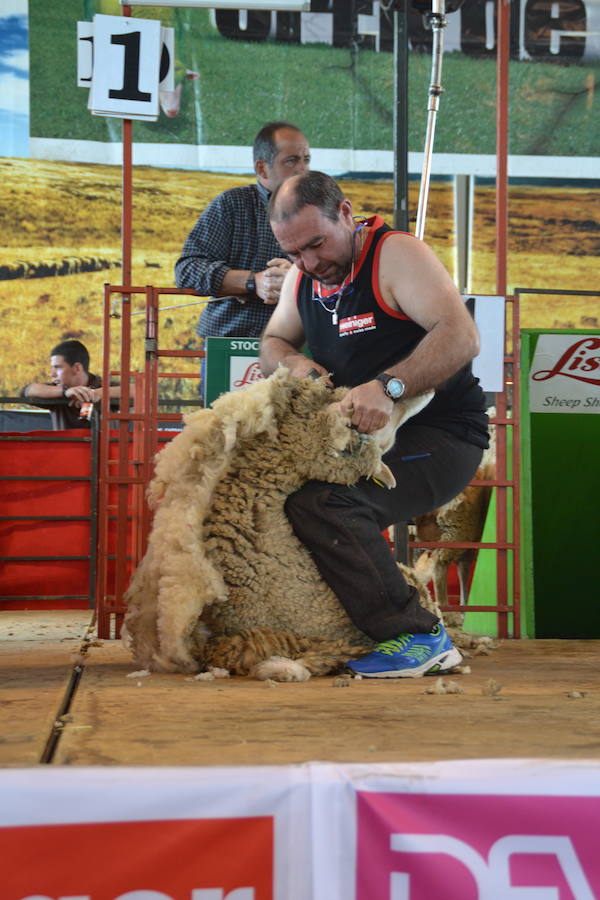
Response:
[[412, 415, 496, 611], [122, 368, 436, 681]]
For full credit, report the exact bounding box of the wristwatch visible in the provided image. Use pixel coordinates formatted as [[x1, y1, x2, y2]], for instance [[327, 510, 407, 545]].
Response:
[[245, 272, 256, 294], [375, 372, 406, 401]]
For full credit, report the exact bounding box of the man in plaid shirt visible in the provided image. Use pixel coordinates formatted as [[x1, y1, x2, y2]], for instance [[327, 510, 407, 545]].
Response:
[[175, 121, 310, 339]]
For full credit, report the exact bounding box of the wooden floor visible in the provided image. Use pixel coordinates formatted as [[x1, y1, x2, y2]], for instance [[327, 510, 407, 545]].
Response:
[[2, 610, 600, 768]]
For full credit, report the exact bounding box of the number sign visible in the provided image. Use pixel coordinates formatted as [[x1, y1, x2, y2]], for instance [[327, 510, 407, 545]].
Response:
[[160, 26, 175, 92], [466, 295, 506, 393], [78, 20, 174, 98], [77, 22, 94, 88], [88, 15, 161, 121]]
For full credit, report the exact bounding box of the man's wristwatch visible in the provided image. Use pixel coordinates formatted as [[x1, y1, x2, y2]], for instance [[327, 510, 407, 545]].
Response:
[[375, 372, 406, 401], [245, 272, 256, 294]]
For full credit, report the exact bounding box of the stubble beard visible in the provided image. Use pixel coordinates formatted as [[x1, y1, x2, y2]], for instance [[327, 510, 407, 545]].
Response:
[[313, 229, 354, 287]]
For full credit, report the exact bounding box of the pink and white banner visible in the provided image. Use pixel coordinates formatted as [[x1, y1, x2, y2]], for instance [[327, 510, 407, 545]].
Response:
[[2, 760, 600, 900]]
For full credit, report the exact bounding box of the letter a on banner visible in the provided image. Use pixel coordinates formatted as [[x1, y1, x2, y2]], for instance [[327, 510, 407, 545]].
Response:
[[89, 14, 161, 120]]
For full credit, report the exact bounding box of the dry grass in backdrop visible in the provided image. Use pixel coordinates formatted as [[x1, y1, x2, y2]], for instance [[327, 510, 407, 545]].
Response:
[[1, 157, 598, 399]]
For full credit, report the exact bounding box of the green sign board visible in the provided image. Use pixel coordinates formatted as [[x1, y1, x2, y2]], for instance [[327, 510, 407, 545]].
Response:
[[520, 329, 600, 638], [204, 337, 262, 407]]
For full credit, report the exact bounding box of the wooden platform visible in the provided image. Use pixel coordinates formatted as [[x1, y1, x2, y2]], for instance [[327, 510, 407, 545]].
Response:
[[2, 611, 599, 767]]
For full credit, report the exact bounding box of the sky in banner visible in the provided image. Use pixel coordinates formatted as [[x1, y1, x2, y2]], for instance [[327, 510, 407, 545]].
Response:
[[0, 0, 29, 158]]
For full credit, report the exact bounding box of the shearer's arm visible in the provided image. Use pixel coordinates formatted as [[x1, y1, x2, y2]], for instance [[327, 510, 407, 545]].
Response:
[[339, 233, 480, 433], [260, 266, 332, 382], [377, 233, 479, 394]]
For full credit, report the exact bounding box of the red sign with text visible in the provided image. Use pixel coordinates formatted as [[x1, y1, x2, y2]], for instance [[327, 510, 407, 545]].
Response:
[[3, 816, 273, 900]]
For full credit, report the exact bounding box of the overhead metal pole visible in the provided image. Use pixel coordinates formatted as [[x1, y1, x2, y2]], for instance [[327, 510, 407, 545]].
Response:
[[414, 0, 447, 240], [495, 0, 511, 639], [392, 0, 411, 564], [121, 4, 133, 288], [496, 0, 510, 295], [393, 1, 410, 232]]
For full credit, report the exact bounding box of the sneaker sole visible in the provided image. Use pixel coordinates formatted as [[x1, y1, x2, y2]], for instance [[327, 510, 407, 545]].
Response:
[[350, 646, 463, 679]]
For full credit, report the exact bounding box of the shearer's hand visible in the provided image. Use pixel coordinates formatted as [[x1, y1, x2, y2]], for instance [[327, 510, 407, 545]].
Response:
[[339, 381, 393, 434], [283, 357, 333, 385]]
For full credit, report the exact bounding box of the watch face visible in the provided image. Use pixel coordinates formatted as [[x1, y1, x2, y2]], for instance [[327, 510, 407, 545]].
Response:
[[387, 378, 404, 399]]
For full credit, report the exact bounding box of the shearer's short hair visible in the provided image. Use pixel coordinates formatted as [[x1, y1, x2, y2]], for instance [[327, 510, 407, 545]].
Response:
[[269, 171, 344, 224], [51, 339, 90, 372], [252, 121, 304, 166]]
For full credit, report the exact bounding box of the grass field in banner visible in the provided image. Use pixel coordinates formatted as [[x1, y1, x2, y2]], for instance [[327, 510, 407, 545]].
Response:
[[28, 0, 600, 156], [1, 157, 598, 401]]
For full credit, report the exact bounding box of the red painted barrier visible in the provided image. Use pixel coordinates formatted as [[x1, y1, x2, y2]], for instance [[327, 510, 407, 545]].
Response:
[[0, 429, 94, 610]]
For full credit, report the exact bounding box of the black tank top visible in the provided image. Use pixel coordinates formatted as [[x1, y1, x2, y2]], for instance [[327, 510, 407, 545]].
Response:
[[295, 216, 489, 448]]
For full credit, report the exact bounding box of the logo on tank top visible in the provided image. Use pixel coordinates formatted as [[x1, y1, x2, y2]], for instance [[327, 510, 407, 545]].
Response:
[[338, 312, 376, 337]]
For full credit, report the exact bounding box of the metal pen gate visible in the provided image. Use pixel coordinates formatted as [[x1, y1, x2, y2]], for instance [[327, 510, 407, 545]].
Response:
[[95, 284, 520, 642], [0, 418, 99, 610], [408, 291, 520, 638], [95, 284, 204, 638]]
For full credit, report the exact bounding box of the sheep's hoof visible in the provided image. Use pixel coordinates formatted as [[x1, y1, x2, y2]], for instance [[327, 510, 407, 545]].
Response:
[[251, 656, 311, 682]]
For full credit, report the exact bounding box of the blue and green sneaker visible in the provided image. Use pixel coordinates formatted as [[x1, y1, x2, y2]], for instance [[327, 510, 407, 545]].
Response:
[[345, 623, 461, 678]]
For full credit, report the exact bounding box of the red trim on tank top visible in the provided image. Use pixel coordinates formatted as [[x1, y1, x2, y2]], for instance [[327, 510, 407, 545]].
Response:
[[293, 268, 304, 306], [372, 229, 412, 320]]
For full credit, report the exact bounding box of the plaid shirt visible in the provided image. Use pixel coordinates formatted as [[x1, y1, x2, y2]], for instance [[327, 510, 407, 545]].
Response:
[[175, 182, 285, 338]]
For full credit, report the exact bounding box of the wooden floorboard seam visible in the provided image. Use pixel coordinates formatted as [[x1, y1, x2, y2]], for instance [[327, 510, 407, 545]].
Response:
[[39, 613, 98, 765]]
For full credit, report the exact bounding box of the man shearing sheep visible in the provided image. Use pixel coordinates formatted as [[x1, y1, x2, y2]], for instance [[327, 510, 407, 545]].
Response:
[[260, 171, 489, 678]]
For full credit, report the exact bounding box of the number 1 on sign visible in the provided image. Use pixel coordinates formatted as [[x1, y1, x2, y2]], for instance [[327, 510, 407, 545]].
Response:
[[109, 30, 152, 102]]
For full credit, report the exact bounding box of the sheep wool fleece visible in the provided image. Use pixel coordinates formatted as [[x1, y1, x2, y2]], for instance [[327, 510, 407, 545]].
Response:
[[122, 369, 439, 680]]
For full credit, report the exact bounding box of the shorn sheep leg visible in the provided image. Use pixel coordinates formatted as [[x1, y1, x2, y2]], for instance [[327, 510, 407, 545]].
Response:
[[204, 628, 370, 681], [251, 642, 370, 682]]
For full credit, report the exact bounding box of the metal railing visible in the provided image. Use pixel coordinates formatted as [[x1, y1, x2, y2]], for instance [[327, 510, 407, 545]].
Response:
[[96, 285, 204, 638], [406, 291, 521, 638]]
